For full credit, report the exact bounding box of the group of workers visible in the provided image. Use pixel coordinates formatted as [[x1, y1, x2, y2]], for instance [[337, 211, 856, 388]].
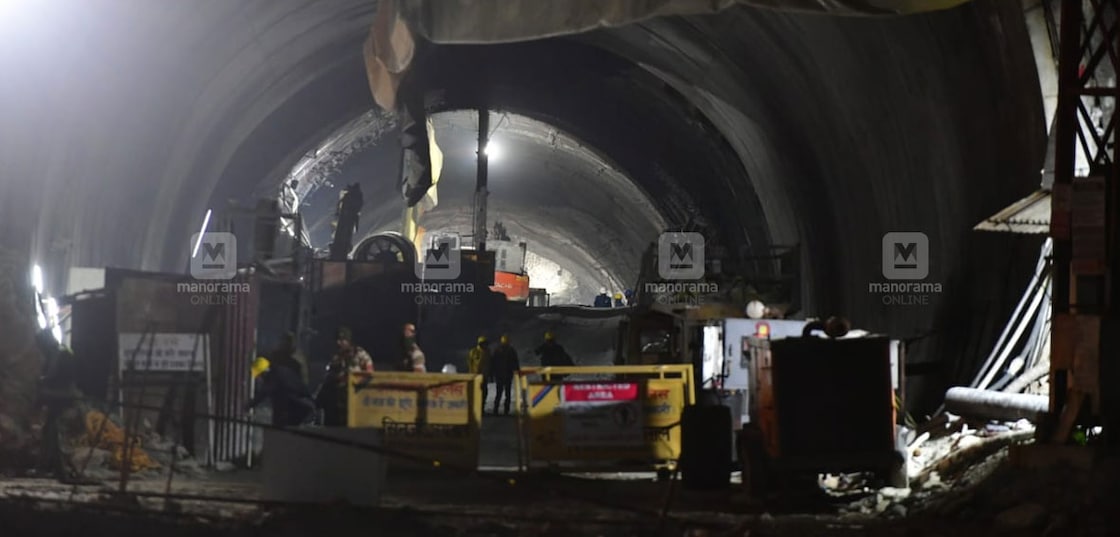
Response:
[[593, 287, 633, 308], [247, 324, 575, 425], [247, 323, 422, 428], [464, 331, 575, 415]]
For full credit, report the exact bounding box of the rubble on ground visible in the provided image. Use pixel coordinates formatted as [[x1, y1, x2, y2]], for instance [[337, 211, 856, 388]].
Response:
[[825, 412, 1037, 518], [63, 411, 207, 480]]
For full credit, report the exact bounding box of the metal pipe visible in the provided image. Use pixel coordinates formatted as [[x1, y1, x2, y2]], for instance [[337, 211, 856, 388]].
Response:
[[1002, 362, 1051, 395], [971, 240, 1052, 388], [474, 107, 489, 252], [944, 386, 1050, 422], [977, 268, 1049, 390]]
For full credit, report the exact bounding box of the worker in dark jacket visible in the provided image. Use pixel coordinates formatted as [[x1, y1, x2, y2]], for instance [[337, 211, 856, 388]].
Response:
[[268, 332, 308, 384], [593, 287, 612, 308], [248, 357, 315, 428], [37, 340, 82, 480], [490, 335, 521, 415], [535, 332, 574, 381]]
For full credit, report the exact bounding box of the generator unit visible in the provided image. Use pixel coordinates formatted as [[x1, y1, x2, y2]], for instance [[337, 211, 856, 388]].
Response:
[[740, 335, 907, 493]]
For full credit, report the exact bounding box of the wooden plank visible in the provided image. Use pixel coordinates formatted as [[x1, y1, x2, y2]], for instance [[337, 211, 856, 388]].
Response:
[[1073, 316, 1102, 413], [1051, 314, 1076, 370], [1050, 390, 1084, 444], [1051, 183, 1071, 239]]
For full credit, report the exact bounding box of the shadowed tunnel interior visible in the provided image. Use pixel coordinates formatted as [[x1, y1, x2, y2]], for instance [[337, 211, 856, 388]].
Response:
[[2, 0, 1047, 412]]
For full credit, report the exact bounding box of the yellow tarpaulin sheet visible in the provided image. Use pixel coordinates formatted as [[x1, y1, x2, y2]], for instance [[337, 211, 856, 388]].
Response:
[[81, 411, 159, 473]]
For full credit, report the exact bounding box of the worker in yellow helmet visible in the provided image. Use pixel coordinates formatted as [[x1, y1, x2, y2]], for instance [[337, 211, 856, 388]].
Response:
[[490, 335, 521, 415], [247, 356, 315, 427], [468, 335, 492, 409]]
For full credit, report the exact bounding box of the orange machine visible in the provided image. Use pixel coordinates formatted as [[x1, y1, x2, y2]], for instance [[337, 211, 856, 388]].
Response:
[[489, 238, 530, 302], [492, 271, 530, 302]]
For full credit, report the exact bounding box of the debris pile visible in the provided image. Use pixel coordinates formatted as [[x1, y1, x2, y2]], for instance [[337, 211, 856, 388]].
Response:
[[825, 412, 1036, 518], [77, 411, 159, 473], [924, 453, 1120, 535], [67, 411, 206, 479]]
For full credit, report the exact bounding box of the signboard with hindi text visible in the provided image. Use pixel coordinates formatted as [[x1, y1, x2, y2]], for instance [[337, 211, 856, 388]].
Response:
[[521, 366, 692, 465], [348, 372, 483, 469], [118, 333, 208, 372]]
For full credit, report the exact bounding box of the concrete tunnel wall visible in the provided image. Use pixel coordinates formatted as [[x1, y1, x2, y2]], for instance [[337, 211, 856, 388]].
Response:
[[1, 0, 1046, 412]]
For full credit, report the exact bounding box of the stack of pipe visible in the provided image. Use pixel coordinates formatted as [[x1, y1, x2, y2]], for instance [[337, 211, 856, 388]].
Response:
[[944, 239, 1052, 421]]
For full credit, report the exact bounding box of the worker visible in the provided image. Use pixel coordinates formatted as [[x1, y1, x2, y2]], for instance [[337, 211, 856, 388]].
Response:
[[36, 338, 82, 481], [490, 335, 521, 415], [406, 342, 427, 372], [613, 292, 625, 307], [623, 288, 634, 306], [315, 326, 373, 426], [268, 332, 308, 384], [593, 287, 612, 308], [400, 323, 423, 372], [536, 331, 574, 382], [468, 336, 492, 408], [248, 357, 316, 427]]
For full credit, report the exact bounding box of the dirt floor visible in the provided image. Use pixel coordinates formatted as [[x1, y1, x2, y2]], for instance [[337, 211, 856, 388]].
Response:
[[2, 442, 1119, 537]]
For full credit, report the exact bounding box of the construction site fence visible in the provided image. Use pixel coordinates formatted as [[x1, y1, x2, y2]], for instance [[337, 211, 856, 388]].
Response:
[[515, 365, 696, 472]]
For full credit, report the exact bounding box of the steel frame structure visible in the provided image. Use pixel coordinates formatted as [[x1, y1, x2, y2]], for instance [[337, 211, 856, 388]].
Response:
[[1050, 0, 1120, 446]]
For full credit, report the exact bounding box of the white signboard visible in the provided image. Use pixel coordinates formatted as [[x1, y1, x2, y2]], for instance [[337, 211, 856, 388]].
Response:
[[561, 383, 643, 447], [118, 333, 208, 372]]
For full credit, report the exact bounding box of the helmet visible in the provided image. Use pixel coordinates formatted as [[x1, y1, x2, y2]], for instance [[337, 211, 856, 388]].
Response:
[[251, 357, 271, 379], [441, 364, 458, 374], [544, 331, 555, 341], [599, 287, 607, 295], [337, 326, 353, 341], [500, 335, 510, 345], [613, 292, 622, 300], [477, 335, 488, 345]]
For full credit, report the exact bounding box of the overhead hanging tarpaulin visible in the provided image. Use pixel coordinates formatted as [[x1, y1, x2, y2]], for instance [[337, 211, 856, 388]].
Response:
[[364, 0, 971, 111]]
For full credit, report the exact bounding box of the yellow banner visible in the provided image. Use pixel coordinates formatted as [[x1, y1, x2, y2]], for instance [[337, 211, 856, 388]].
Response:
[[348, 372, 483, 469], [524, 377, 687, 463]]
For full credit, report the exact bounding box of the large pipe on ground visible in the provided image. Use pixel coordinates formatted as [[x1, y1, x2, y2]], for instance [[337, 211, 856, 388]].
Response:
[[944, 386, 1049, 422]]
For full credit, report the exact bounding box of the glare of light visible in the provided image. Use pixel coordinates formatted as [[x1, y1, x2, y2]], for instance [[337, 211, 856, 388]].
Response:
[[36, 309, 47, 329], [757, 322, 770, 339], [45, 296, 58, 319], [51, 325, 62, 342], [192, 209, 213, 258], [483, 141, 501, 162], [31, 264, 43, 293], [746, 300, 765, 319]]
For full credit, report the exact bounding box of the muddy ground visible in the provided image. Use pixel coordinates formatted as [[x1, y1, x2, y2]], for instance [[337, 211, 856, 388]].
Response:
[[2, 443, 1118, 537]]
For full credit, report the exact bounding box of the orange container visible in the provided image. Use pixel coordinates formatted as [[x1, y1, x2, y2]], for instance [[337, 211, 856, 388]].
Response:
[[491, 271, 530, 301]]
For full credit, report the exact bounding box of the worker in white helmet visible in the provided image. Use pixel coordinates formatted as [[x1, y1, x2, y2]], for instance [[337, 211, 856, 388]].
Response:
[[593, 287, 612, 307]]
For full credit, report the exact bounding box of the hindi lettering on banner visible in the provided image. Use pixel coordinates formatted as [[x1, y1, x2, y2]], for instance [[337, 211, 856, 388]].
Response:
[[561, 383, 643, 447]]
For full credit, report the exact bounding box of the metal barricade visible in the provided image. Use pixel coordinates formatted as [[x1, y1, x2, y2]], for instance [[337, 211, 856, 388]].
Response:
[[515, 365, 695, 472], [347, 372, 484, 469]]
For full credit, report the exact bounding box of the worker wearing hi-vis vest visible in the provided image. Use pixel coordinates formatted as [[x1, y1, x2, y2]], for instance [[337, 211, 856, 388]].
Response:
[[468, 336, 492, 409]]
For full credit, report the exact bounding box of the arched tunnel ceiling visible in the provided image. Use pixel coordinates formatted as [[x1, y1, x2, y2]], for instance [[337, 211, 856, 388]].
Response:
[[2, 0, 1046, 407], [287, 109, 666, 304]]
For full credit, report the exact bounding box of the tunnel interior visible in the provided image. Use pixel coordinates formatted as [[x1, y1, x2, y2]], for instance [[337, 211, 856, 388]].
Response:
[[5, 0, 1049, 413]]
